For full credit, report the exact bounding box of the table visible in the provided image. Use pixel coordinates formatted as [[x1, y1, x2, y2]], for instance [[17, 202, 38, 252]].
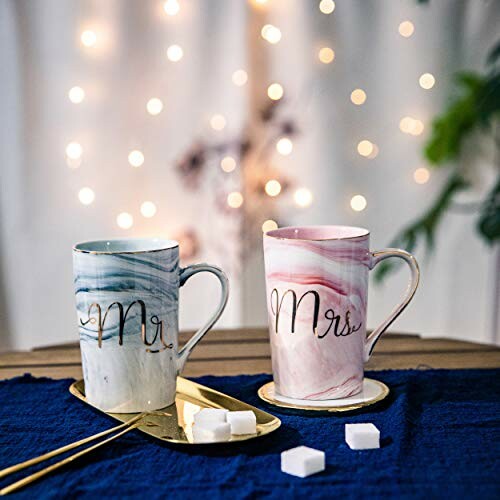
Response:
[[1, 328, 499, 379]]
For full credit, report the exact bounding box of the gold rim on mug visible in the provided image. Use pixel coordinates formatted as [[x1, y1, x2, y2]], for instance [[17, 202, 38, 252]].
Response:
[[257, 378, 390, 412], [264, 225, 370, 242], [73, 238, 179, 255]]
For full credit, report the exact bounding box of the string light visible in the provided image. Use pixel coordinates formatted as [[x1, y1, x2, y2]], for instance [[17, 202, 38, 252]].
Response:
[[414, 167, 430, 184], [368, 143, 379, 159], [80, 30, 97, 47], [210, 114, 226, 131], [227, 191, 244, 208], [267, 83, 284, 100], [357, 140, 374, 157], [265, 179, 282, 197], [262, 219, 278, 233], [66, 142, 83, 160], [261, 24, 281, 44], [221, 156, 236, 172], [68, 86, 85, 104], [232, 69, 248, 86], [147, 98, 163, 115], [350, 88, 366, 105], [294, 188, 313, 207], [276, 137, 293, 156], [140, 201, 157, 218], [117, 212, 133, 229], [167, 44, 183, 62], [410, 120, 424, 136], [319, 0, 335, 14], [78, 187, 95, 205], [128, 150, 144, 167], [350, 195, 367, 212], [398, 21, 414, 38], [400, 117, 424, 135], [261, 24, 272, 38], [318, 47, 335, 64], [399, 117, 413, 133], [163, 0, 180, 16], [419, 73, 435, 90]]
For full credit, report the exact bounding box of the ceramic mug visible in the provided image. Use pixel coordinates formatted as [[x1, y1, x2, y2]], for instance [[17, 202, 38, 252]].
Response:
[[73, 238, 229, 413], [263, 225, 419, 400]]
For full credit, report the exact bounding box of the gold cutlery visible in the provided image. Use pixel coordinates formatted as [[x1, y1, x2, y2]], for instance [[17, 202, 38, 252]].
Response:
[[0, 413, 147, 496]]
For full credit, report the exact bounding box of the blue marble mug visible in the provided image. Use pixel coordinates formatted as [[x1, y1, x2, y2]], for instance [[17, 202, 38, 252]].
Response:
[[73, 238, 229, 413]]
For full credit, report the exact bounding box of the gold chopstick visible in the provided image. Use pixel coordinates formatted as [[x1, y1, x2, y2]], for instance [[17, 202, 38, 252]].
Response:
[[0, 419, 144, 496], [0, 413, 146, 481]]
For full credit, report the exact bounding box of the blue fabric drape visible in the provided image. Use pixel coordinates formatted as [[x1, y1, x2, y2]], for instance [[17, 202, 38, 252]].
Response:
[[1, 369, 499, 498]]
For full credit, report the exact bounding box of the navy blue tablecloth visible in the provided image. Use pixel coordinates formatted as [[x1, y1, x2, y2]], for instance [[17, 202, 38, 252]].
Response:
[[1, 369, 499, 499]]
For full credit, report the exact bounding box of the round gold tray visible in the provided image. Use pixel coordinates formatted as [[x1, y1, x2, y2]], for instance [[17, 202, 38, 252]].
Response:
[[257, 378, 389, 412]]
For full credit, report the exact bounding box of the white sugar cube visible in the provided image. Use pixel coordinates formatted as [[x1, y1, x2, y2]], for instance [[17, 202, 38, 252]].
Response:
[[192, 421, 231, 443], [281, 446, 325, 478], [345, 423, 380, 450], [193, 408, 228, 426], [227, 411, 257, 435]]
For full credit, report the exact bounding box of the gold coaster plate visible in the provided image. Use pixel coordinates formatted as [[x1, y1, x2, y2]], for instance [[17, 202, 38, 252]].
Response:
[[70, 377, 281, 444], [257, 378, 389, 412]]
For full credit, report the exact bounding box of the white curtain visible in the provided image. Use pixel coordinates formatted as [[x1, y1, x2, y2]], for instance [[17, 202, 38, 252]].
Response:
[[0, 0, 498, 351]]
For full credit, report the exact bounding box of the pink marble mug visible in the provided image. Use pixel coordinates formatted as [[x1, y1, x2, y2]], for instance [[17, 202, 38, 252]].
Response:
[[263, 225, 420, 400]]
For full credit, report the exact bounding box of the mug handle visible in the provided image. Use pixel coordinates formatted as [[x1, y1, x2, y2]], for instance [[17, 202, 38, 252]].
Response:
[[364, 249, 420, 362], [176, 264, 229, 374]]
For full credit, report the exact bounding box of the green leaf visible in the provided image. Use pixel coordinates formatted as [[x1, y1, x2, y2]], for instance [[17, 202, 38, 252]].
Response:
[[374, 175, 468, 282], [424, 71, 500, 166], [424, 72, 484, 165], [477, 175, 500, 242], [476, 73, 500, 125], [486, 39, 500, 67]]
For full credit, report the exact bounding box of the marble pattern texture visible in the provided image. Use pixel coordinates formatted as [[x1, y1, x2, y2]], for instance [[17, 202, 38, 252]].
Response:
[[264, 227, 371, 400], [73, 248, 179, 413]]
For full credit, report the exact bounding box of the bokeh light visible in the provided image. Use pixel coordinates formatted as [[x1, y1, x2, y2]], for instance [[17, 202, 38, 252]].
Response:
[[66, 142, 83, 160], [398, 21, 414, 37], [128, 150, 144, 167], [140, 201, 157, 218], [357, 140, 374, 157], [350, 195, 367, 212], [221, 156, 237, 172], [265, 179, 282, 197], [163, 0, 180, 16], [318, 47, 335, 64], [78, 187, 95, 205], [232, 69, 248, 86], [368, 143, 379, 159], [267, 83, 284, 100], [294, 188, 313, 207], [276, 137, 293, 156], [80, 30, 97, 47], [68, 86, 85, 104], [167, 44, 183, 62], [117, 212, 133, 229], [399, 116, 413, 133], [319, 0, 335, 14], [350, 88, 366, 105], [227, 191, 244, 208], [414, 167, 430, 184], [147, 98, 163, 115], [262, 219, 278, 233], [419, 73, 436, 90], [261, 24, 281, 44], [210, 114, 226, 131], [400, 117, 424, 135]]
